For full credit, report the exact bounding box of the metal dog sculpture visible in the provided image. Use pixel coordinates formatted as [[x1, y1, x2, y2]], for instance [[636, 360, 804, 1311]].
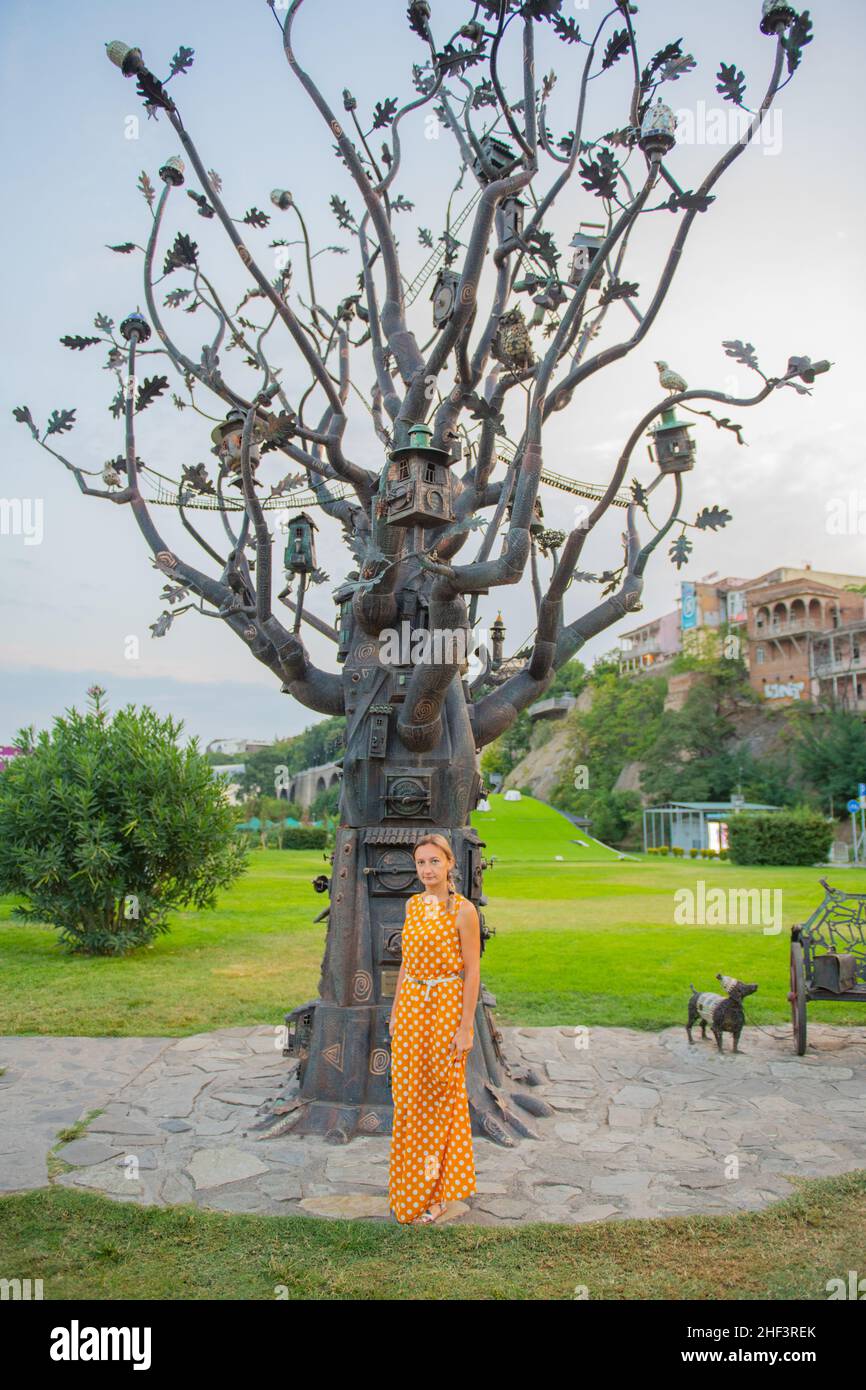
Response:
[[686, 973, 758, 1053]]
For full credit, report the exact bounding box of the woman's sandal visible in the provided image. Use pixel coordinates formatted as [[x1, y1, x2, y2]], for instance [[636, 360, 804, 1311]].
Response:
[[417, 1201, 449, 1224]]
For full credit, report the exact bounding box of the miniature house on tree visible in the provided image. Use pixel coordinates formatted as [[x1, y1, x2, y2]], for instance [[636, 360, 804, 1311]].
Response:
[[284, 510, 318, 572], [647, 407, 696, 474], [568, 223, 606, 290], [384, 423, 455, 527]]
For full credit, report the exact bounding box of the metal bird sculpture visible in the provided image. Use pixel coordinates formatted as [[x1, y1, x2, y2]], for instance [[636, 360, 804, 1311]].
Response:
[[655, 359, 688, 394]]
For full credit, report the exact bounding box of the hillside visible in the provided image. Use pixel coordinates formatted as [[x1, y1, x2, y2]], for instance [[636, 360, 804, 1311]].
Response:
[[471, 791, 623, 863], [501, 683, 808, 807]]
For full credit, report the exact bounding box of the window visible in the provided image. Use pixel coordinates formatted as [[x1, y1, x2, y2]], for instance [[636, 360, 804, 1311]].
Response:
[[424, 462, 437, 483], [398, 460, 410, 481], [756, 647, 765, 663]]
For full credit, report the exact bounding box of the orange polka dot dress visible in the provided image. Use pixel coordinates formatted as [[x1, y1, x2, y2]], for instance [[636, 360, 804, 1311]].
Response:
[[388, 891, 477, 1223]]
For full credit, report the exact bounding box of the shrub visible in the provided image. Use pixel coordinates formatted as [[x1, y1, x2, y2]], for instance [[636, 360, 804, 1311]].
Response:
[[0, 687, 248, 954], [727, 807, 834, 866], [283, 827, 328, 849]]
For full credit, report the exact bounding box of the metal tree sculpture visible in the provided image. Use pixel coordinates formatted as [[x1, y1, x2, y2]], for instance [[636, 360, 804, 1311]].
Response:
[[16, 0, 829, 1145]]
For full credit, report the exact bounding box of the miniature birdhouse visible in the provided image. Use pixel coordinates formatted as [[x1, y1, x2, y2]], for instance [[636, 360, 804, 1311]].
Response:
[[472, 134, 515, 183], [284, 510, 318, 573], [568, 223, 606, 290], [501, 196, 526, 242], [385, 423, 454, 528], [332, 574, 357, 663], [210, 409, 267, 471], [647, 407, 696, 474], [431, 268, 461, 329], [639, 101, 677, 158], [492, 306, 535, 370]]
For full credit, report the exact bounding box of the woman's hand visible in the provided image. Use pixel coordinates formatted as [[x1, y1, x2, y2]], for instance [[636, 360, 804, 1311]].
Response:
[[388, 1010, 397, 1037], [449, 1023, 474, 1060]]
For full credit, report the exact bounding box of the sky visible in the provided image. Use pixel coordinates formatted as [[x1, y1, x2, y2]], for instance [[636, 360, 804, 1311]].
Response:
[[1, 0, 864, 749]]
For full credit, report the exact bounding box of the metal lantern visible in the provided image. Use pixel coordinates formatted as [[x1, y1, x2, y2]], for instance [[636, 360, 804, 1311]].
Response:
[[568, 223, 606, 289], [385, 423, 455, 528], [270, 188, 293, 210], [639, 101, 677, 158], [105, 40, 144, 75], [431, 268, 461, 329], [284, 510, 318, 574], [333, 575, 357, 663], [501, 196, 526, 242], [506, 495, 545, 537], [210, 409, 267, 471], [119, 311, 151, 344], [647, 406, 696, 474], [159, 156, 185, 187], [491, 612, 505, 665], [760, 0, 797, 35], [492, 306, 535, 370], [472, 134, 515, 183]]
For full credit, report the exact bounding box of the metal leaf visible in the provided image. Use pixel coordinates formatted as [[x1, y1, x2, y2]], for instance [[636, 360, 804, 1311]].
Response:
[[138, 171, 156, 207], [135, 376, 169, 413], [163, 232, 198, 274], [694, 505, 732, 531], [46, 408, 76, 436], [60, 335, 101, 351], [601, 29, 631, 72], [169, 45, 194, 77], [722, 339, 760, 373], [372, 97, 398, 129], [716, 61, 746, 106], [669, 534, 693, 569]]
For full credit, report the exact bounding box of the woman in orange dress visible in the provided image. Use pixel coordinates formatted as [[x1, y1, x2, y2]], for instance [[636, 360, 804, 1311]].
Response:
[[388, 833, 480, 1225]]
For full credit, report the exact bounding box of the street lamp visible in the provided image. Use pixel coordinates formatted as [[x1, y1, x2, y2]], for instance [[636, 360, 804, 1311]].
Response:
[[760, 1, 797, 35], [119, 311, 151, 344], [159, 156, 185, 187], [639, 101, 677, 159]]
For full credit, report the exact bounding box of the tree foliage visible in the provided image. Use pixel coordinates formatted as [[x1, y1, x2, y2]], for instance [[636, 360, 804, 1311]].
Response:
[[0, 688, 247, 955]]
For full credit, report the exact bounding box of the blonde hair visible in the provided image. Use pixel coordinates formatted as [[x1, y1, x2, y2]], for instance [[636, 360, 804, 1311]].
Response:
[[413, 833, 458, 907]]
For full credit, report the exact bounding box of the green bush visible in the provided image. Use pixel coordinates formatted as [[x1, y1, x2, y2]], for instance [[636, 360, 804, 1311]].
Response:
[[727, 808, 834, 866], [283, 827, 328, 849], [671, 846, 685, 857], [0, 687, 248, 955]]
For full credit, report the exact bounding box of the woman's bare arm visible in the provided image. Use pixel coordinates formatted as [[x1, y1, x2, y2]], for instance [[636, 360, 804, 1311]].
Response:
[[456, 899, 481, 1034]]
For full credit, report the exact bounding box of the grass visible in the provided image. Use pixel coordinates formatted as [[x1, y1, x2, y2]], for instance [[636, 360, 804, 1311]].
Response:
[[0, 1172, 864, 1300], [1, 794, 864, 1034]]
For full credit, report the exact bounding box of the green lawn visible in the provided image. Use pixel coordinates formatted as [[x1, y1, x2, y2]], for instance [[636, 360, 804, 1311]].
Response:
[[0, 1173, 864, 1300], [2, 794, 864, 1297], [1, 794, 863, 1034]]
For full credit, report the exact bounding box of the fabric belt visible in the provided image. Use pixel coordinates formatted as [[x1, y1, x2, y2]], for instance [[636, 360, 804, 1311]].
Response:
[[408, 973, 464, 1002]]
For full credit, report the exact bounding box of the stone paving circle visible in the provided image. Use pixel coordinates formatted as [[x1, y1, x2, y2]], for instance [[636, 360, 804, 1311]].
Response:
[[1, 1022, 864, 1226]]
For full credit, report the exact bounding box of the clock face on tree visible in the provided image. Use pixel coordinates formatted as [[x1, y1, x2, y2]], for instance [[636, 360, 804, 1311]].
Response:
[[433, 281, 456, 326]]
